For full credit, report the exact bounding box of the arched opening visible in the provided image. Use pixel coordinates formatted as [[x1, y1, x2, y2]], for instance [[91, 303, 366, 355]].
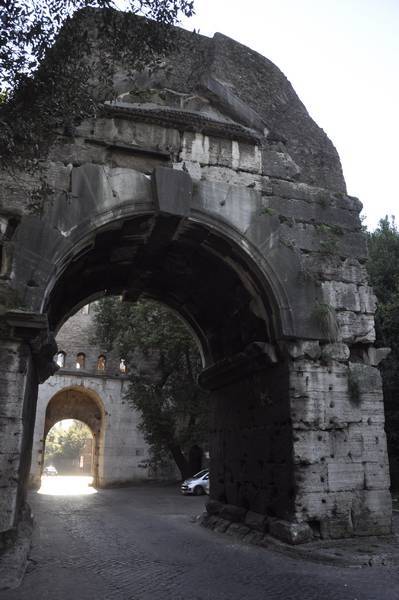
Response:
[[75, 352, 86, 370], [55, 351, 66, 368], [96, 354, 106, 371], [43, 212, 294, 520], [40, 419, 96, 496], [44, 419, 94, 475], [39, 387, 105, 489]]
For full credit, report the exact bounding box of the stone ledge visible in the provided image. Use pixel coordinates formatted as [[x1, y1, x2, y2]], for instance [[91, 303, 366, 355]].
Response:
[[204, 500, 312, 545], [202, 500, 399, 568], [102, 101, 262, 144], [200, 510, 399, 567]]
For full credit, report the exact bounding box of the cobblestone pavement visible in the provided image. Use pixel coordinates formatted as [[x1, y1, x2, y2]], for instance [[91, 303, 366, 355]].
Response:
[[1, 483, 399, 600]]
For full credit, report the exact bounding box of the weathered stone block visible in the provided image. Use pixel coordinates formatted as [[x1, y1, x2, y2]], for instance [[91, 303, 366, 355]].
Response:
[[331, 429, 363, 459], [0, 452, 21, 483], [286, 341, 321, 360], [206, 499, 223, 515], [295, 463, 328, 493], [265, 195, 359, 231], [295, 490, 353, 520], [261, 149, 300, 179], [352, 490, 392, 536], [0, 344, 22, 374], [293, 430, 331, 464], [321, 281, 360, 312], [319, 512, 354, 539], [364, 461, 390, 490], [225, 522, 250, 538], [269, 519, 313, 544], [48, 138, 108, 165], [243, 530, 264, 545], [0, 485, 18, 532], [0, 395, 24, 420], [348, 425, 388, 463], [336, 312, 375, 343], [0, 419, 23, 455], [200, 165, 272, 192], [244, 510, 268, 532], [349, 363, 382, 395], [327, 462, 364, 492], [301, 255, 368, 285], [290, 361, 363, 428], [213, 518, 231, 533], [69, 164, 153, 229], [45, 162, 72, 192], [181, 132, 210, 164], [153, 167, 192, 217], [201, 514, 218, 529], [220, 504, 247, 523], [234, 142, 262, 173], [358, 285, 377, 314], [280, 222, 367, 260], [270, 180, 361, 213], [91, 117, 181, 153], [173, 160, 202, 180], [366, 347, 391, 366], [192, 179, 262, 234], [320, 342, 350, 362]]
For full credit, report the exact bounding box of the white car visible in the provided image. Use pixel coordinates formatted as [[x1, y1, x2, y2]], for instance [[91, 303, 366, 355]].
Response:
[[43, 465, 58, 476], [181, 469, 209, 496]]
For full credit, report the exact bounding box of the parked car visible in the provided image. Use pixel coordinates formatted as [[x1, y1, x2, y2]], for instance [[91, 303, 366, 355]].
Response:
[[181, 469, 209, 496], [43, 465, 58, 476]]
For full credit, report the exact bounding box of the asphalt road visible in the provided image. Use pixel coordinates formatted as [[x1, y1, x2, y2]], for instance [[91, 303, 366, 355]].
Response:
[[1, 481, 399, 600]]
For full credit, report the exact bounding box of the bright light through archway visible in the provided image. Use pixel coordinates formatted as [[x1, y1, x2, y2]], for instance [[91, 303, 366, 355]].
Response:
[[38, 475, 97, 496]]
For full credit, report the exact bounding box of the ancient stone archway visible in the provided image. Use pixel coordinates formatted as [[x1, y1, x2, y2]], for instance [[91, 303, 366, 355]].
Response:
[[0, 10, 392, 546], [31, 386, 104, 487]]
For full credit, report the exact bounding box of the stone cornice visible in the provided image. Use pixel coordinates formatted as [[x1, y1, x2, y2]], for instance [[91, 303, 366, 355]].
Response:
[[101, 101, 262, 144], [2, 311, 58, 383]]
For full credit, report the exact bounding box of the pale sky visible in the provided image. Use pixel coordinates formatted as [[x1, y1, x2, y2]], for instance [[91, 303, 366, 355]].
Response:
[[179, 0, 399, 231]]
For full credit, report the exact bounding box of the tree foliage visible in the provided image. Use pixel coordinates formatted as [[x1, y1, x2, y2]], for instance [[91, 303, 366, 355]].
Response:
[[45, 419, 92, 465], [91, 297, 209, 479], [0, 1, 194, 164], [367, 216, 399, 465], [1, 1, 194, 90]]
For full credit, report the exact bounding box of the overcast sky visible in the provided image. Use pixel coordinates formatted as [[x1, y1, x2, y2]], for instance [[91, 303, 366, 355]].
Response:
[[179, 0, 399, 231]]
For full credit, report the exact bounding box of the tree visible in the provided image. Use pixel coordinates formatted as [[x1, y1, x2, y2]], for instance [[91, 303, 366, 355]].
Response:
[[45, 420, 92, 465], [367, 216, 399, 486], [91, 297, 209, 479], [0, 1, 194, 163]]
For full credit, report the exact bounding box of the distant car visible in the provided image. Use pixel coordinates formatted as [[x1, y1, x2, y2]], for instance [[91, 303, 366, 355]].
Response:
[[181, 469, 209, 496], [43, 465, 58, 476]]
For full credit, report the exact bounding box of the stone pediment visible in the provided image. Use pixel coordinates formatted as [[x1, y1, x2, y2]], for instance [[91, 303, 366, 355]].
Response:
[[102, 81, 266, 144]]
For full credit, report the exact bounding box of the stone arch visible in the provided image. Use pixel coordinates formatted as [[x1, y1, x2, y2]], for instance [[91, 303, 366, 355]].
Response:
[[0, 14, 391, 545], [12, 167, 323, 347], [43, 386, 105, 487]]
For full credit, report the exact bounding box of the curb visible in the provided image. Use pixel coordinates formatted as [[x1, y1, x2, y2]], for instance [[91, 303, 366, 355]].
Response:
[[199, 513, 399, 568]]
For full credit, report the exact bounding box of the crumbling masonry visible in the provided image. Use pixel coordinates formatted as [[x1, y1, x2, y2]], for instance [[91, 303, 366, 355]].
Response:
[[0, 10, 392, 549]]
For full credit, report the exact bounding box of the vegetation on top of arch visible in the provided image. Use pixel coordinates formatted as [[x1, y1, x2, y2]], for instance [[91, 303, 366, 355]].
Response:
[[0, 1, 194, 167]]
